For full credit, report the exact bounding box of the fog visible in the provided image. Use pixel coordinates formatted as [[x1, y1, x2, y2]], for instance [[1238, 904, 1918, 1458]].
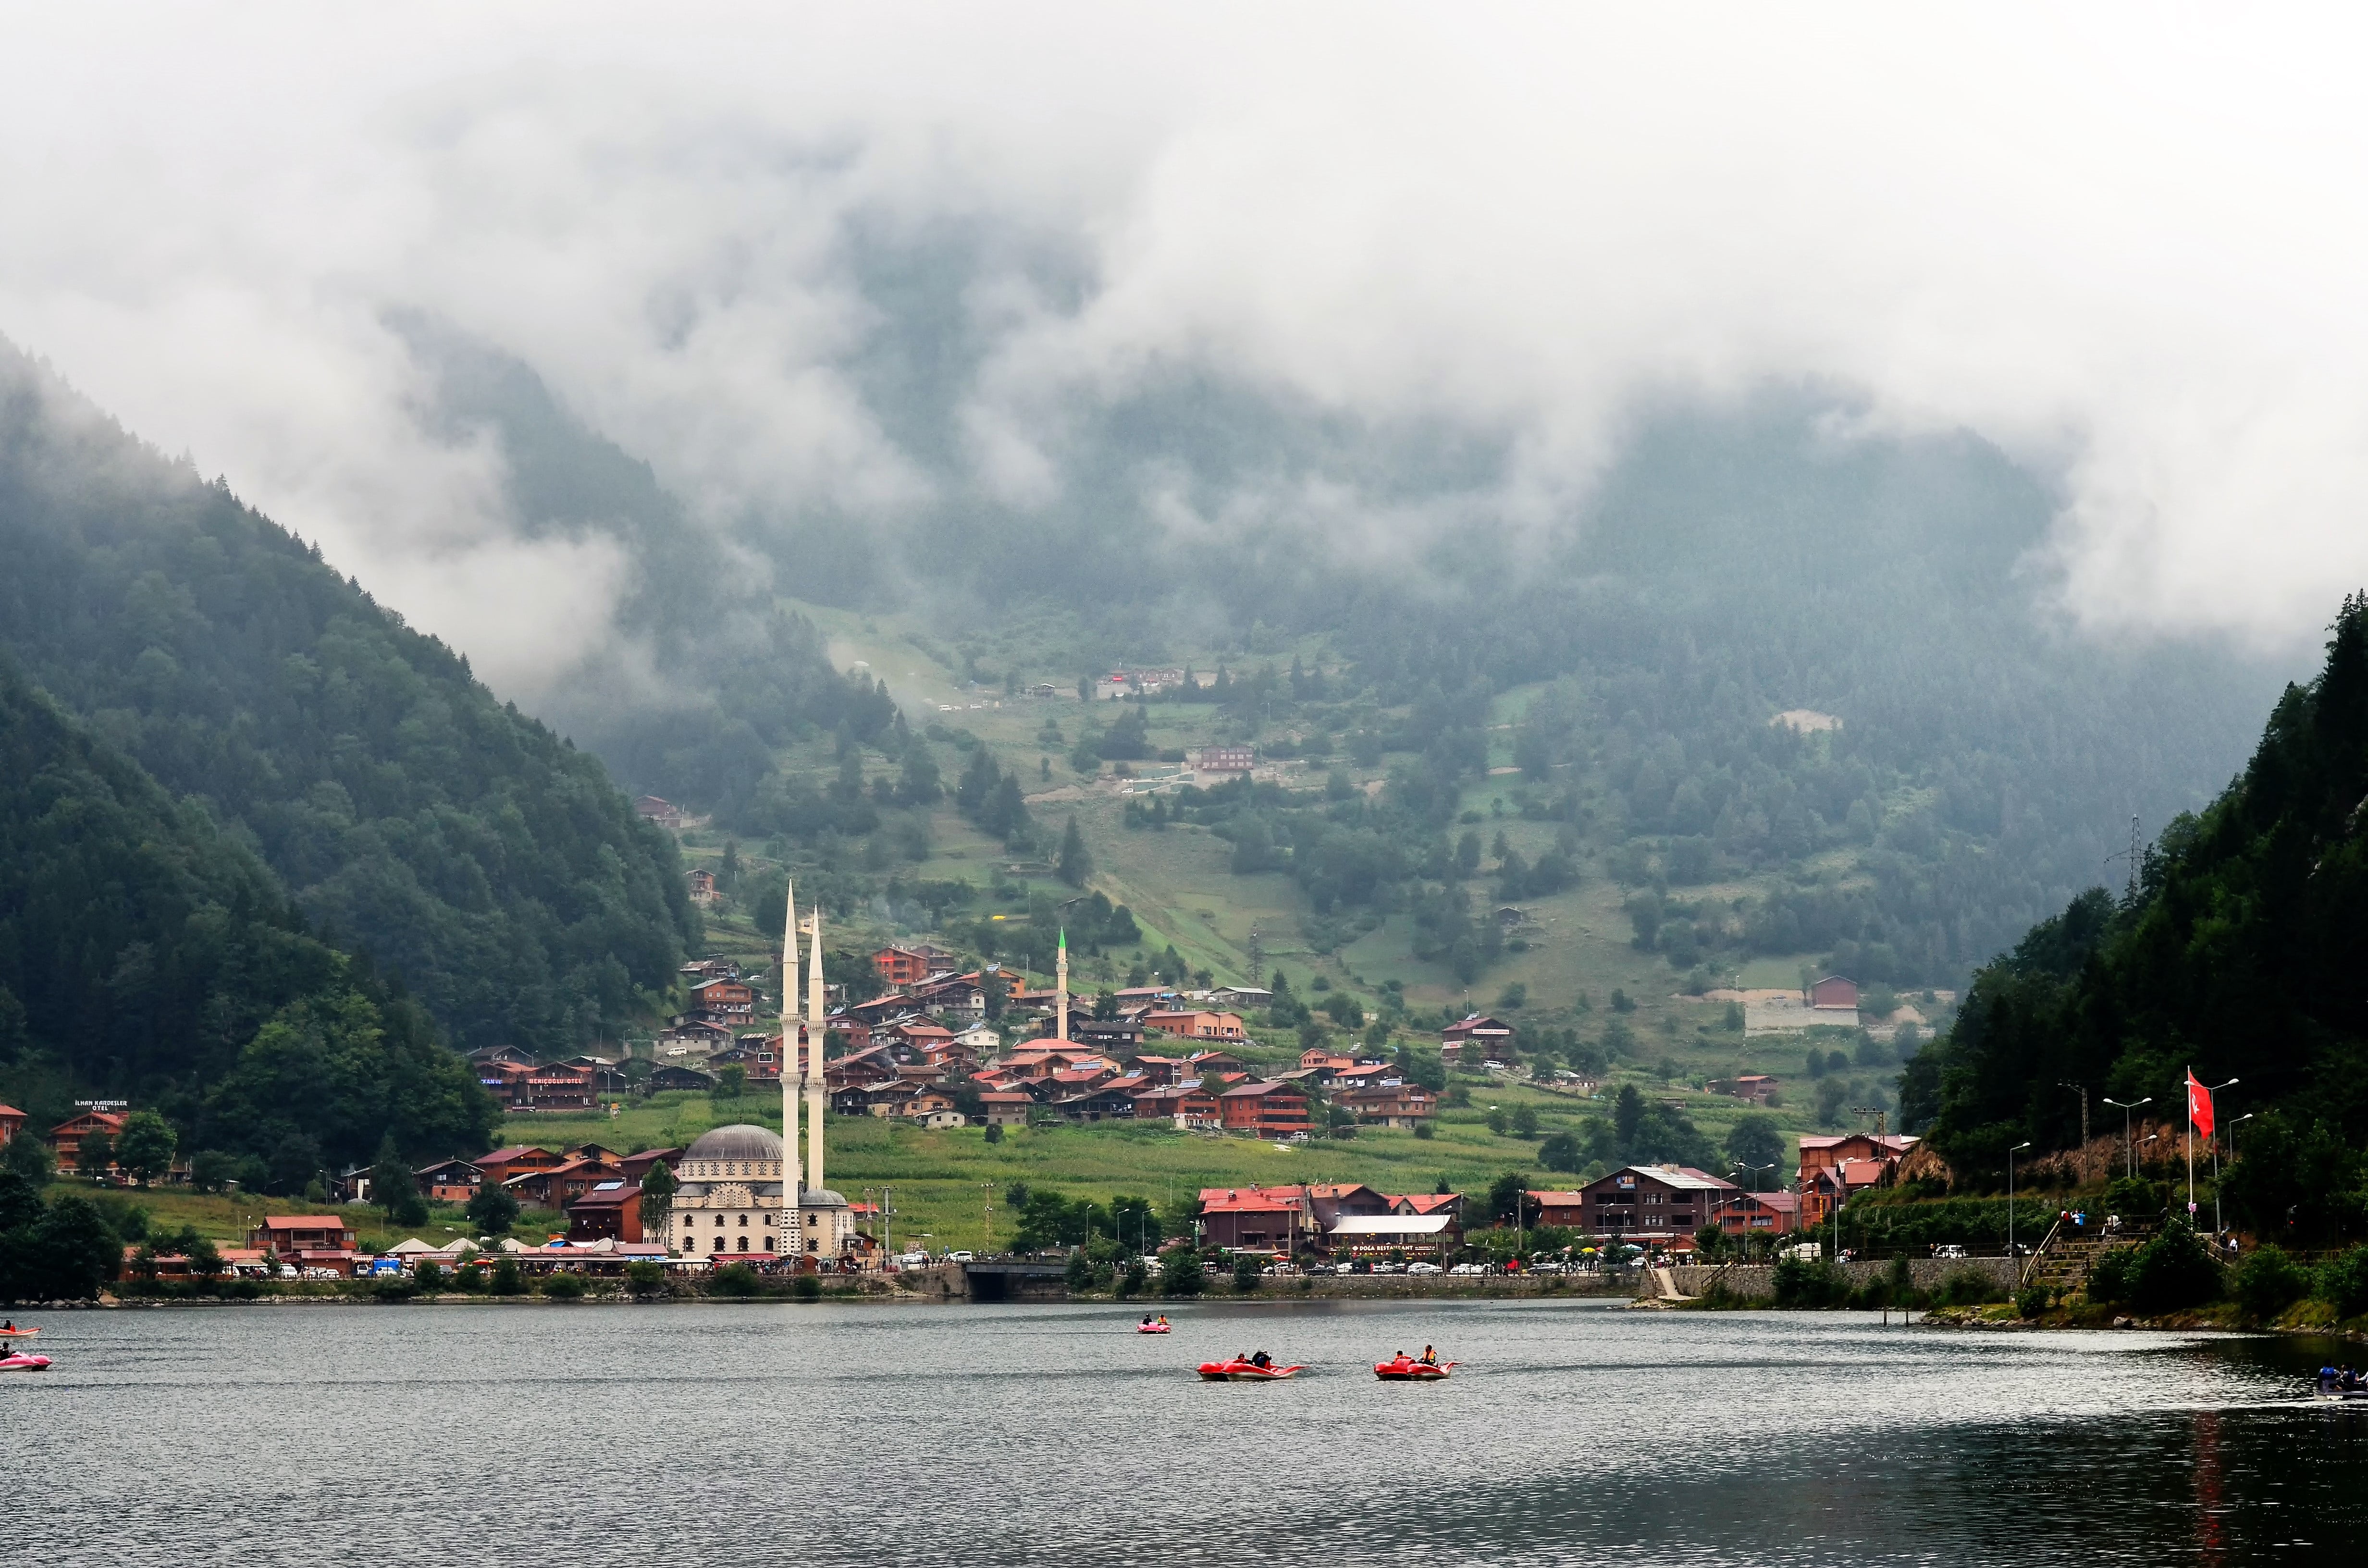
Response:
[[2, 5, 2363, 694]]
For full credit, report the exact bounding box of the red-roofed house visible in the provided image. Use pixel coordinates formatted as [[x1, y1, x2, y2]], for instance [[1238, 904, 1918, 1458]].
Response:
[[1196, 1186, 1313, 1252], [1338, 1084, 1438, 1128], [1718, 1189, 1801, 1236], [248, 1215, 358, 1253], [1440, 1014, 1515, 1064], [979, 1091, 1036, 1127], [1143, 1010, 1246, 1042], [472, 1146, 563, 1186], [1185, 1049, 1247, 1079], [1130, 1085, 1221, 1129], [1796, 1133, 1917, 1225], [0, 1103, 25, 1148], [507, 1157, 626, 1210], [1217, 1081, 1312, 1138], [49, 1109, 125, 1174], [565, 1180, 645, 1244]]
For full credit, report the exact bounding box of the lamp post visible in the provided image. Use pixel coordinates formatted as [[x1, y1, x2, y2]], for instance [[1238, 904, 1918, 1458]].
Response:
[[2007, 1142, 2033, 1264], [1729, 1161, 1775, 1261], [2195, 1077, 2236, 1232], [2102, 1097, 2151, 1179]]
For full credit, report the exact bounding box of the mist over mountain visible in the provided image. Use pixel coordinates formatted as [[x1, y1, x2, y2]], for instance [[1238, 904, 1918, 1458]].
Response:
[[0, 341, 696, 1058]]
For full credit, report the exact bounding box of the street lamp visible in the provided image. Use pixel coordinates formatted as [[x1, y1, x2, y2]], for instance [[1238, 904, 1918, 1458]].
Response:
[[1730, 1161, 1776, 1262], [2102, 1097, 2151, 1179], [2195, 1077, 2237, 1230], [2007, 1142, 2033, 1265]]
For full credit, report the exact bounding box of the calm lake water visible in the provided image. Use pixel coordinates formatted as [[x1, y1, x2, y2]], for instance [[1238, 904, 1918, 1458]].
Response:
[[4, 1298, 2362, 1566]]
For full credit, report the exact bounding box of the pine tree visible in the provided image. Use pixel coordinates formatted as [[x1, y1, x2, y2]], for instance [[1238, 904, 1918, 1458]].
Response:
[[1058, 815, 1093, 887]]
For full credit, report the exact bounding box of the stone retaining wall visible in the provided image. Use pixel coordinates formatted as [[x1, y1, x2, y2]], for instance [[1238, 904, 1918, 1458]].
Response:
[[1670, 1256, 2020, 1300]]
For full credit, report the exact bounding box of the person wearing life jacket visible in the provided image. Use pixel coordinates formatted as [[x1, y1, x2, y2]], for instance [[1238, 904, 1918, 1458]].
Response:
[[1250, 1350, 1271, 1368], [1419, 1345, 1438, 1366], [2321, 1364, 2342, 1393]]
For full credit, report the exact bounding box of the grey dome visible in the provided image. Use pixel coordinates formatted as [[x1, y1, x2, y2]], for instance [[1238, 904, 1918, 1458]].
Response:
[[800, 1188, 850, 1208], [683, 1124, 784, 1163]]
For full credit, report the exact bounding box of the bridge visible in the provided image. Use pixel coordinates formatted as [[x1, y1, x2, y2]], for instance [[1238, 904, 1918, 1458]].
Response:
[[960, 1260, 1069, 1301]]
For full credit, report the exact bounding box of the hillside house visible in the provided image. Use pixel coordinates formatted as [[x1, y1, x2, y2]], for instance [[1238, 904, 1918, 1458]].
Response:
[[506, 1156, 627, 1210], [1185, 1048, 1248, 1080], [1145, 1010, 1247, 1042], [617, 1148, 681, 1183], [1074, 1016, 1147, 1052], [686, 868, 718, 906], [1130, 1085, 1221, 1129], [1339, 1084, 1438, 1128], [635, 796, 683, 830], [416, 1158, 483, 1204], [1217, 1081, 1312, 1138], [1440, 1014, 1516, 1064], [471, 1146, 563, 1186], [979, 1091, 1036, 1127], [1192, 746, 1255, 775], [872, 944, 955, 986], [49, 1110, 126, 1174], [0, 1103, 22, 1148], [1809, 976, 1860, 1011], [648, 1064, 717, 1092], [1710, 1074, 1782, 1105], [1209, 985, 1272, 1011]]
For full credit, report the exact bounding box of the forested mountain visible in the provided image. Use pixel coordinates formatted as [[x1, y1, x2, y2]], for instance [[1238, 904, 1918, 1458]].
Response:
[[0, 341, 694, 1055], [0, 657, 493, 1175], [394, 318, 904, 823], [1900, 595, 2368, 1225]]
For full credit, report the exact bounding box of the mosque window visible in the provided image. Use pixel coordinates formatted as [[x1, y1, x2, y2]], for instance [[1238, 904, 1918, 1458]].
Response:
[[738, 1214, 748, 1227], [737, 1237, 749, 1251]]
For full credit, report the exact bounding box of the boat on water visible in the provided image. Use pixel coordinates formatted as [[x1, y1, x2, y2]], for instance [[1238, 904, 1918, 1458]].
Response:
[[1197, 1358, 1302, 1381], [1136, 1322, 1171, 1334], [1374, 1356, 1454, 1381], [0, 1351, 51, 1372]]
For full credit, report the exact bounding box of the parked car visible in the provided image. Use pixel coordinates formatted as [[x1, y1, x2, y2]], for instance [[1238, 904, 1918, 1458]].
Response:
[[1371, 1261, 1404, 1274], [1933, 1243, 1967, 1260], [1448, 1262, 1489, 1276], [1406, 1262, 1443, 1275], [896, 1250, 931, 1267], [946, 1251, 974, 1263]]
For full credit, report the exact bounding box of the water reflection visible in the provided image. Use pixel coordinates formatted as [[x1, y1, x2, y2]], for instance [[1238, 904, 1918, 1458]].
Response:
[[3, 1302, 2363, 1567]]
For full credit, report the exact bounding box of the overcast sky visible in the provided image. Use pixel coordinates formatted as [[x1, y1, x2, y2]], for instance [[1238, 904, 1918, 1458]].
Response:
[[3, 5, 2363, 694]]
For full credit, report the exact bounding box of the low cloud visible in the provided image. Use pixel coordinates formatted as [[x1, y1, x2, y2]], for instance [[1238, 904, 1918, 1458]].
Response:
[[2, 3, 2364, 693]]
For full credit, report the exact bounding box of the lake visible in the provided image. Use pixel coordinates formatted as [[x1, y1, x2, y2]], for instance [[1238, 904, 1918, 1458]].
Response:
[[4, 1298, 2362, 1566]]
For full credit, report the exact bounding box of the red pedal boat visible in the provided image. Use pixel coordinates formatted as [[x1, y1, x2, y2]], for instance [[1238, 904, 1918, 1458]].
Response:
[[0, 1350, 51, 1372], [1137, 1322, 1172, 1334], [1374, 1356, 1454, 1381], [1197, 1358, 1303, 1380]]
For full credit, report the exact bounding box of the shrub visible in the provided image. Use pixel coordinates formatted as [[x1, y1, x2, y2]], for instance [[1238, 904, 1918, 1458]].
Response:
[[791, 1273, 822, 1302], [624, 1260, 667, 1298], [2126, 1220, 2222, 1314], [1117, 1259, 1148, 1298], [2315, 1244, 2368, 1319], [1065, 1251, 1096, 1292], [1935, 1268, 2004, 1307], [540, 1271, 586, 1300], [2015, 1285, 2048, 1319], [411, 1261, 444, 1292], [2086, 1249, 2134, 1304], [1413, 1121, 1436, 1141], [712, 1262, 761, 1298], [1233, 1252, 1261, 1292], [372, 1277, 417, 1304], [2233, 1246, 2308, 1321], [489, 1256, 525, 1297], [1772, 1255, 1847, 1308], [2103, 1176, 2166, 1221]]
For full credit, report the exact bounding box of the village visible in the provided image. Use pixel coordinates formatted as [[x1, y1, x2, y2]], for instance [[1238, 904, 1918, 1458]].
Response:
[[5, 996, 1923, 1288]]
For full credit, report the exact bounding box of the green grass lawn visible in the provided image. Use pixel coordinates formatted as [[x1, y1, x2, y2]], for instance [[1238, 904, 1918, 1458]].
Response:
[[496, 1073, 1838, 1249]]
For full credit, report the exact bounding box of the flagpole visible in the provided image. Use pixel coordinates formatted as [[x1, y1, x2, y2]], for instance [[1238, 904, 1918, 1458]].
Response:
[[2184, 1066, 2195, 1225]]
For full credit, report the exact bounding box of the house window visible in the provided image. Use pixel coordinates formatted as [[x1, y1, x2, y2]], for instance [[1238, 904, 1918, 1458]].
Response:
[[710, 1237, 723, 1252], [738, 1237, 749, 1251], [715, 1214, 725, 1226], [739, 1214, 748, 1227]]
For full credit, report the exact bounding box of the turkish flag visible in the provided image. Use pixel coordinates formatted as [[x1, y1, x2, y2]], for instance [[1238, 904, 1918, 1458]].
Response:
[[2186, 1070, 2215, 1138]]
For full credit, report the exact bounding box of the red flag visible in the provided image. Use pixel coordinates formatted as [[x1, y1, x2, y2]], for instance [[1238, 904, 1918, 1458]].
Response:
[[2186, 1070, 2215, 1138]]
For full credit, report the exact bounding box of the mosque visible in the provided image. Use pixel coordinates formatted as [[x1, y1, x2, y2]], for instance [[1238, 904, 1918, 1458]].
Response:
[[667, 883, 852, 1264]]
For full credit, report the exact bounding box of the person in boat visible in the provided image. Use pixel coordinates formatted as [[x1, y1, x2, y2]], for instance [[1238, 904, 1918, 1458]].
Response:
[[2322, 1365, 2341, 1393], [1250, 1350, 1271, 1368], [1419, 1345, 1438, 1366], [1142, 1314, 1153, 1326], [1156, 1315, 1168, 1327]]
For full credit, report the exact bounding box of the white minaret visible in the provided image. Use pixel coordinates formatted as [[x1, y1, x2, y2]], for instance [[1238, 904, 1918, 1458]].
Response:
[[780, 882, 801, 1201], [1056, 926, 1069, 1042], [805, 902, 828, 1193]]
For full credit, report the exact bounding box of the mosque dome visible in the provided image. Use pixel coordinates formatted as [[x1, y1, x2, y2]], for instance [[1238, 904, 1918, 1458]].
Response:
[[683, 1124, 784, 1164]]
